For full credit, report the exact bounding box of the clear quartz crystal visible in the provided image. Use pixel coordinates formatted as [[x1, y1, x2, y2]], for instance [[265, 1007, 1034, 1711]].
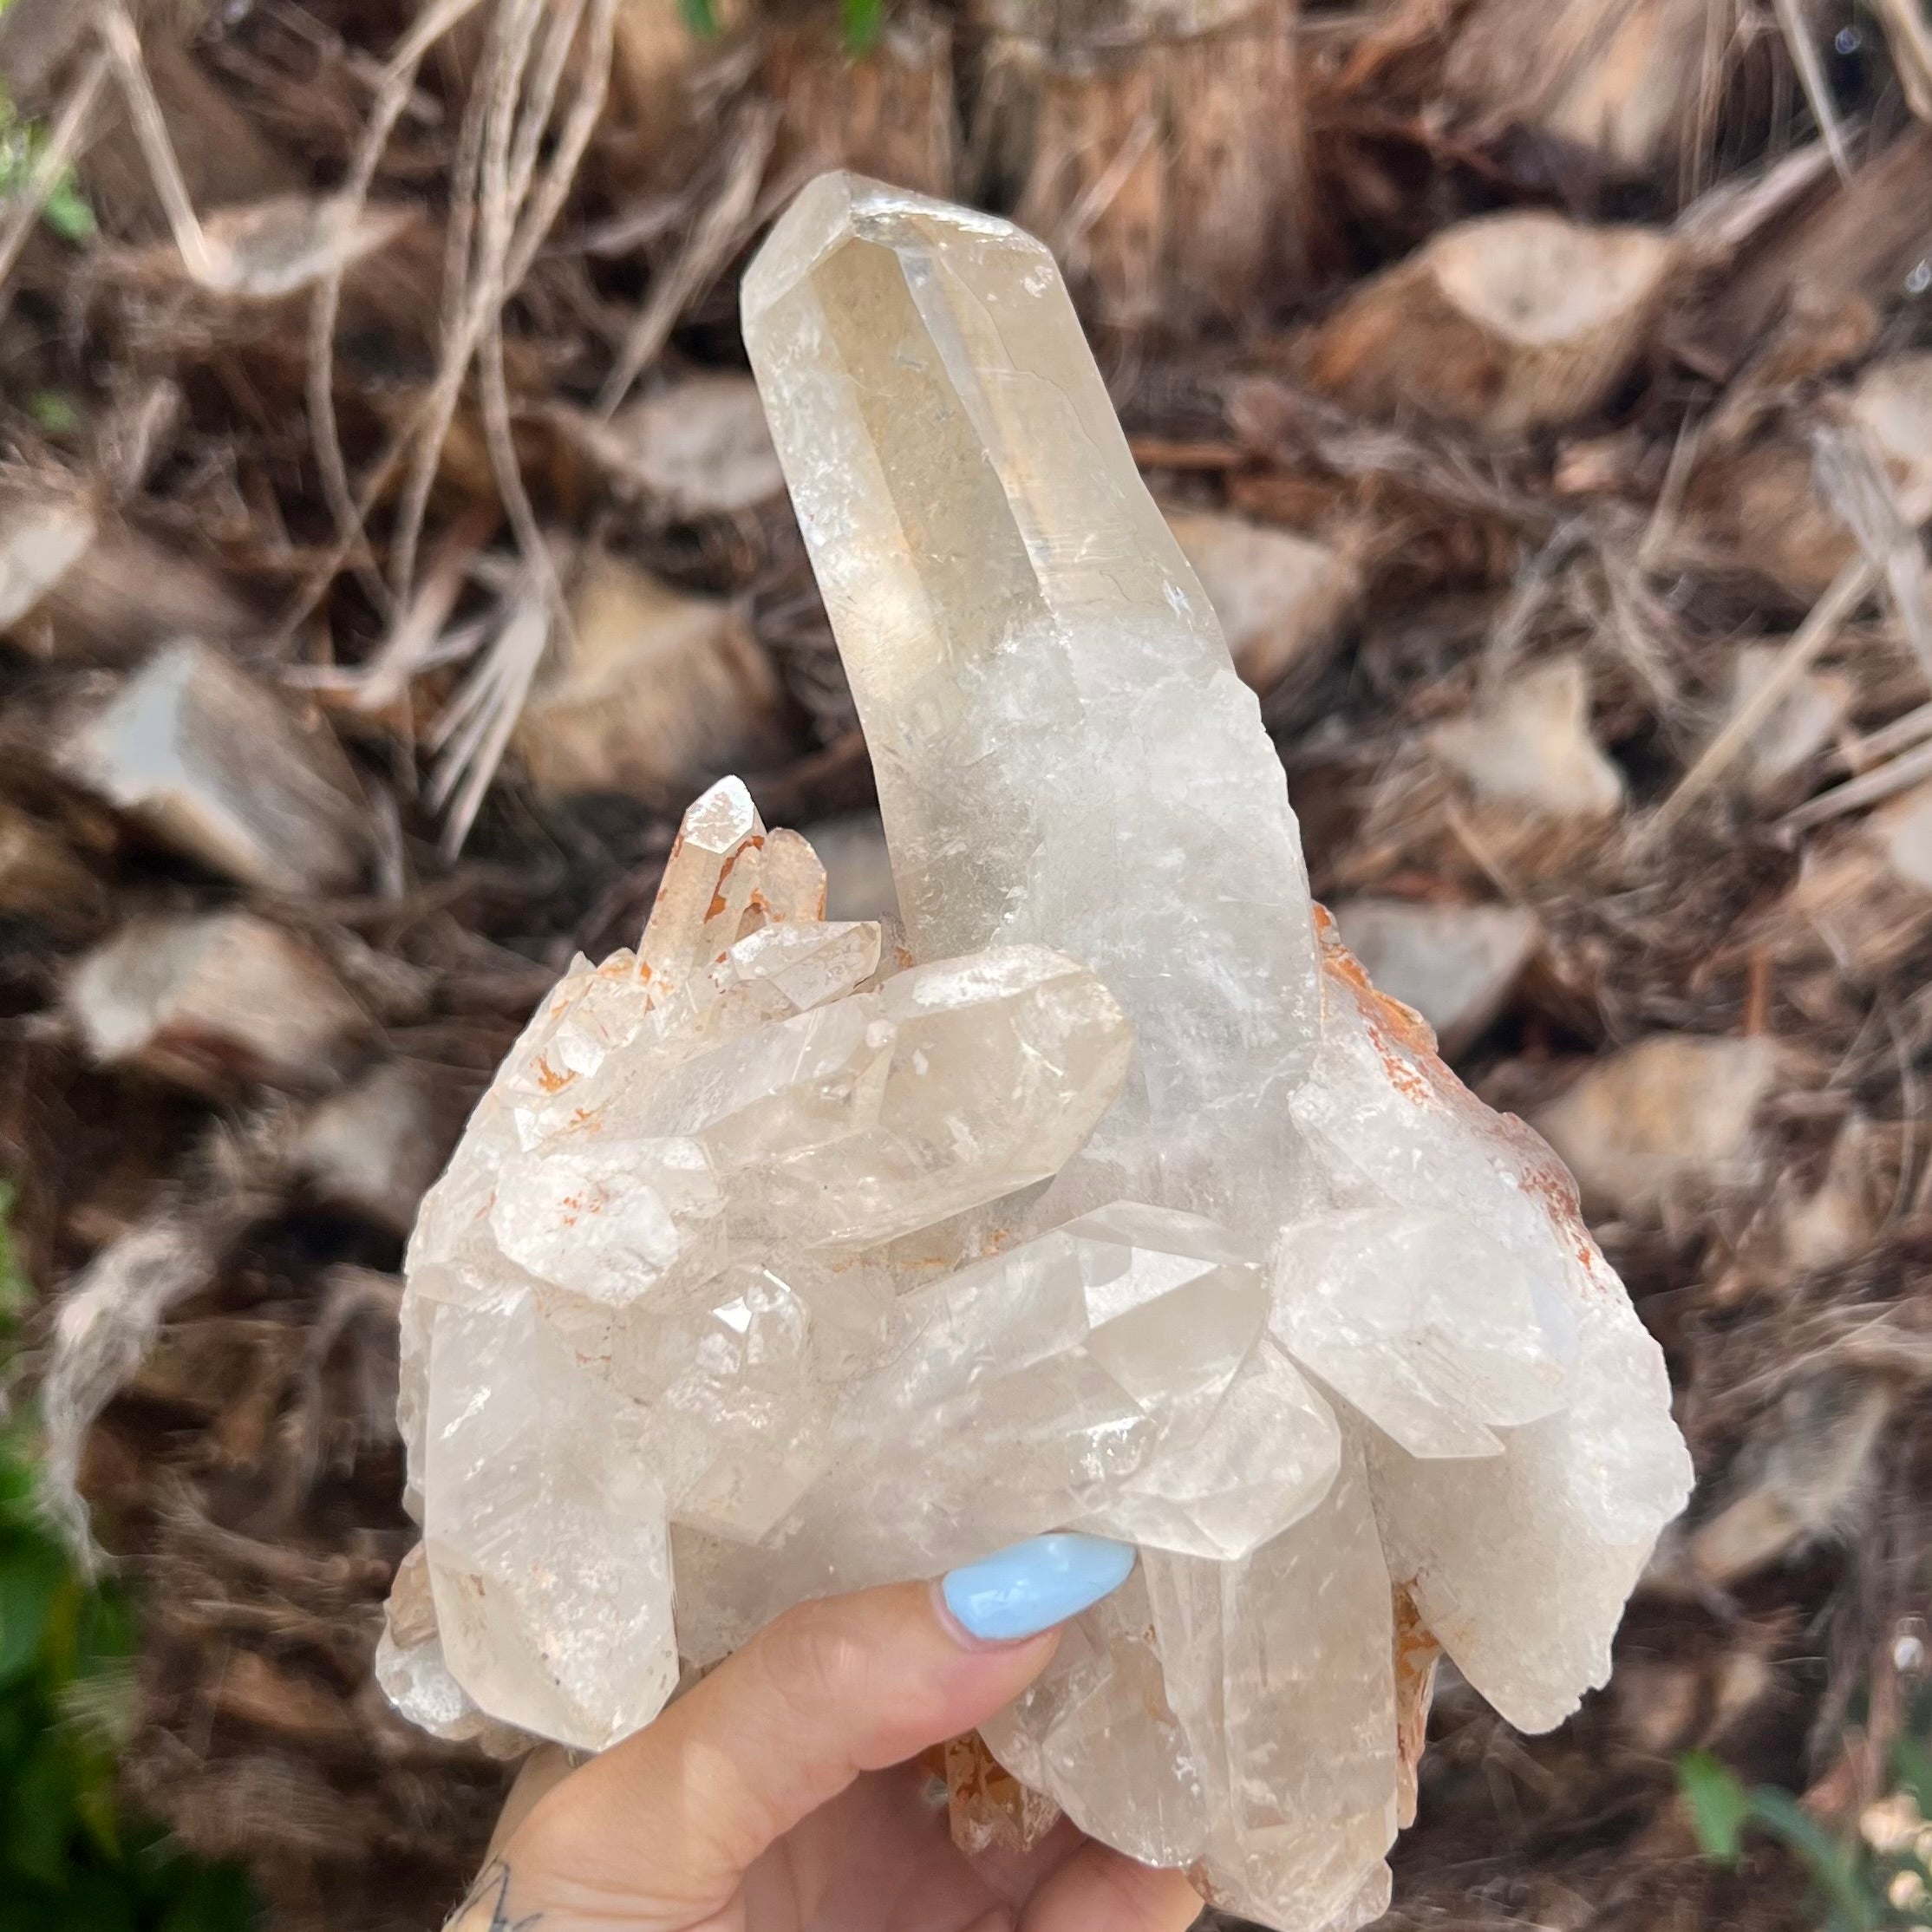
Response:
[[386, 173, 1694, 1929], [738, 169, 1320, 1236]]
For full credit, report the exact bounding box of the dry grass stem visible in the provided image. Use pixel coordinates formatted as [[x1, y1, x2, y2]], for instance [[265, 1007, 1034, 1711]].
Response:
[[1868, 0, 1932, 122], [595, 102, 779, 417], [96, 0, 216, 281], [1768, 0, 1853, 180], [303, 0, 493, 617], [1779, 738, 1932, 833], [1650, 557, 1877, 833]]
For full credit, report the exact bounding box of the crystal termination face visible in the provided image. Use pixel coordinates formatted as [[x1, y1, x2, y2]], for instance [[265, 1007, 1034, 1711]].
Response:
[[383, 174, 1693, 1932]]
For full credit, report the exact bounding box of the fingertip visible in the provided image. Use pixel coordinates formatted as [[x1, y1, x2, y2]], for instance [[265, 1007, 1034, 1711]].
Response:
[[880, 1588, 1061, 1760], [939, 1534, 1138, 1644], [928, 1576, 1063, 1656]]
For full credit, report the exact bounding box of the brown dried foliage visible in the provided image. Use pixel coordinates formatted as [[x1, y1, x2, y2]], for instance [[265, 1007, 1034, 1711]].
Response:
[[1, 0, 1931, 1927]]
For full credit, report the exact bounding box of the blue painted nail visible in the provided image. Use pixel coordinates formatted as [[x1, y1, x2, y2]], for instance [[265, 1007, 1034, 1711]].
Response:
[[941, 1533, 1137, 1642]]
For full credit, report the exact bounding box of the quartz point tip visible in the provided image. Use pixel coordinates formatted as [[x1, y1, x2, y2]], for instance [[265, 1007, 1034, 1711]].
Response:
[[385, 172, 1694, 1932]]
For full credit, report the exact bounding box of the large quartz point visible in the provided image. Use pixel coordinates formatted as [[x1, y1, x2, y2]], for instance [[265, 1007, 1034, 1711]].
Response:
[[385, 174, 1693, 1929]]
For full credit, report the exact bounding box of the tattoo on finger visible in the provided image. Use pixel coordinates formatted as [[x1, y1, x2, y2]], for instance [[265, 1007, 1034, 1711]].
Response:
[[442, 1859, 544, 1931]]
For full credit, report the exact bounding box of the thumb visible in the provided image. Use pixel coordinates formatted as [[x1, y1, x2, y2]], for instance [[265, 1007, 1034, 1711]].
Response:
[[503, 1534, 1136, 1923]]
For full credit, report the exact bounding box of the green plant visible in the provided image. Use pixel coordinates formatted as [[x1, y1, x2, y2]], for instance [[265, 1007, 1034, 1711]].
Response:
[[1681, 1745, 1932, 1931], [0, 89, 95, 244], [0, 1186, 258, 1930], [677, 0, 885, 55], [839, 0, 883, 51], [29, 391, 82, 435]]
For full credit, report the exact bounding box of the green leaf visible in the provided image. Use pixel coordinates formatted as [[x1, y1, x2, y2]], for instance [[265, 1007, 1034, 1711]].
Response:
[[74, 1583, 138, 1672], [0, 1537, 66, 1686], [154, 1859, 260, 1932], [35, 1570, 89, 1688], [40, 174, 93, 244], [29, 392, 79, 435], [49, 1867, 137, 1932], [0, 1881, 67, 1932], [0, 1179, 27, 1324], [0, 1452, 40, 1523], [1893, 1737, 1932, 1819], [4, 1729, 79, 1889], [678, 0, 718, 35], [0, 1414, 263, 1926], [1746, 1786, 1875, 1932], [72, 1776, 121, 1863], [842, 0, 883, 50], [0, 119, 94, 245], [1678, 1750, 1753, 1865], [0, 1695, 29, 1771]]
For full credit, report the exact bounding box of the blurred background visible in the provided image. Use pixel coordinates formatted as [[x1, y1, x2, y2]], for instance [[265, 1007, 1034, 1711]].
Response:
[[0, 0, 1930, 1924]]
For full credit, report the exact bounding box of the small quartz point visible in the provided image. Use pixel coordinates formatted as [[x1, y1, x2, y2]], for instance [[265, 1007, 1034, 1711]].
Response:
[[387, 174, 1693, 1930], [423, 1288, 677, 1751], [943, 1731, 1063, 1856], [375, 1545, 528, 1759]]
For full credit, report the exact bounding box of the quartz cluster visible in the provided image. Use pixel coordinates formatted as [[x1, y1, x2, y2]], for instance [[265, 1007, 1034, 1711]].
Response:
[[382, 173, 1694, 1930]]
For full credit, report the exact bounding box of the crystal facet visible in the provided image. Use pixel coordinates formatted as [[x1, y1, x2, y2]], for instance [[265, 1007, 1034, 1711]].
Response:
[[385, 173, 1694, 1930]]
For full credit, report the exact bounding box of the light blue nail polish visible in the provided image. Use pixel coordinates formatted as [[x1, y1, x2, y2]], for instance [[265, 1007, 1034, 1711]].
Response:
[[942, 1533, 1137, 1642]]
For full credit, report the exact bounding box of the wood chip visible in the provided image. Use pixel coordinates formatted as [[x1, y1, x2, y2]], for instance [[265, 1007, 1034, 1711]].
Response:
[[67, 910, 368, 1095]]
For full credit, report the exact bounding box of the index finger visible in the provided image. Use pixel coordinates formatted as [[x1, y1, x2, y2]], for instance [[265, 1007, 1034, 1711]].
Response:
[[502, 1573, 1071, 1923]]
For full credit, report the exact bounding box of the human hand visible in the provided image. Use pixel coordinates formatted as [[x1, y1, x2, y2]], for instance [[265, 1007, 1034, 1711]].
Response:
[[443, 1535, 1201, 1932]]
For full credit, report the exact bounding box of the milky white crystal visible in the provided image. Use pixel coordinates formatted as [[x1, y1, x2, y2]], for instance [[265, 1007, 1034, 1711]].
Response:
[[383, 173, 1694, 1929]]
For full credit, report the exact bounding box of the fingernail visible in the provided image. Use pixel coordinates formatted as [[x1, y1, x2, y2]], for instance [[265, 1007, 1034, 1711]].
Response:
[[941, 1533, 1137, 1643]]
